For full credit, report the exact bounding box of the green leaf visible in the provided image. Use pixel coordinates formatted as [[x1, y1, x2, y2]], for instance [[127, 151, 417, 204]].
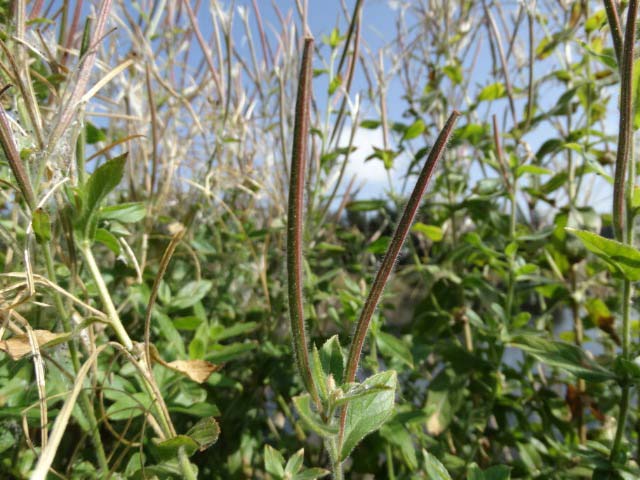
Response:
[[32, 209, 51, 243], [469, 463, 511, 480], [468, 463, 485, 480], [129, 462, 184, 479], [402, 119, 425, 141], [293, 469, 330, 480], [510, 333, 614, 382], [209, 321, 259, 342], [333, 381, 394, 408], [264, 445, 285, 478], [366, 147, 399, 170], [293, 393, 338, 438], [375, 331, 413, 368], [585, 9, 607, 33], [284, 449, 305, 477], [443, 64, 463, 84], [451, 123, 489, 146], [566, 228, 640, 280], [483, 465, 511, 480], [340, 370, 397, 460], [154, 311, 187, 356], [412, 222, 444, 241], [516, 165, 553, 177], [380, 420, 418, 470], [153, 435, 199, 460], [320, 335, 345, 385], [540, 171, 568, 194], [424, 368, 463, 435], [99, 202, 146, 223], [76, 153, 127, 240], [367, 236, 390, 254], [423, 450, 453, 480], [106, 392, 153, 421], [311, 345, 328, 401], [186, 417, 219, 451], [346, 200, 386, 212], [85, 121, 106, 144], [170, 280, 213, 310], [168, 402, 220, 417], [477, 82, 506, 101], [95, 228, 120, 254], [329, 75, 342, 95], [360, 119, 381, 129]]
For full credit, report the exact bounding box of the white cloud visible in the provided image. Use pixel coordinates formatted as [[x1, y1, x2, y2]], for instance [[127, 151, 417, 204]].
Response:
[[339, 126, 412, 197]]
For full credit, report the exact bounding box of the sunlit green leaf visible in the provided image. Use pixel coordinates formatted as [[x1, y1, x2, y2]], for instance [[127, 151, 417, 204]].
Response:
[[340, 370, 397, 460], [567, 228, 640, 280], [423, 450, 453, 480]]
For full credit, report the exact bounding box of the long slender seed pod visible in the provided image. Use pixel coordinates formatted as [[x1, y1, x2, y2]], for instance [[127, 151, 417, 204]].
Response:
[[287, 37, 320, 406], [344, 110, 460, 385], [612, 0, 638, 241], [338, 110, 460, 453], [603, 0, 623, 66]]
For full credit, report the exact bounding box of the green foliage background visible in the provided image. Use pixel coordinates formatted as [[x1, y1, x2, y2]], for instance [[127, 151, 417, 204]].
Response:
[[1, 0, 639, 478]]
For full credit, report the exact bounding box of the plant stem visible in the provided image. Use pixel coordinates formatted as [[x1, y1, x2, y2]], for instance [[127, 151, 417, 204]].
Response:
[[385, 443, 396, 480], [611, 0, 638, 242], [42, 245, 109, 473], [80, 242, 134, 350], [491, 115, 517, 320], [609, 0, 638, 463], [178, 447, 198, 480], [338, 111, 460, 450], [603, 0, 623, 66], [287, 36, 321, 406], [343, 110, 460, 385], [327, 438, 344, 480], [611, 280, 632, 459], [80, 246, 197, 477]]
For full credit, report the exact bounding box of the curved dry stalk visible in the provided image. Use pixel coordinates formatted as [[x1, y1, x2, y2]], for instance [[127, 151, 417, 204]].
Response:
[[31, 343, 111, 480], [143, 228, 186, 369], [48, 0, 114, 152], [0, 98, 36, 210]]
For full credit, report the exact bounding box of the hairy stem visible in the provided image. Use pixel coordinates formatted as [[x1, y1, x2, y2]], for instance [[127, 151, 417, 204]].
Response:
[[343, 110, 460, 385], [287, 37, 321, 406], [610, 0, 638, 463], [338, 111, 460, 453], [611, 0, 638, 241]]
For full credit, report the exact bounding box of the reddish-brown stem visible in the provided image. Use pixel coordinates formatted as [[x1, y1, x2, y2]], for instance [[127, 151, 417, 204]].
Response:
[[287, 37, 321, 407], [338, 110, 460, 453], [603, 0, 623, 66], [343, 110, 460, 385], [612, 0, 638, 241]]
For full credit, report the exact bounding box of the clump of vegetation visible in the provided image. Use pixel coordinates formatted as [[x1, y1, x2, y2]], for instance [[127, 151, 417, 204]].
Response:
[[1, 1, 640, 479]]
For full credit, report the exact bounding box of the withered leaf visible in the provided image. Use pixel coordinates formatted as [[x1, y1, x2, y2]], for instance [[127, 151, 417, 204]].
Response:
[[0, 330, 70, 360]]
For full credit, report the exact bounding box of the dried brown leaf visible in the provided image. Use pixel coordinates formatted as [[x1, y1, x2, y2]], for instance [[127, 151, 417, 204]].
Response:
[[0, 330, 69, 360], [149, 345, 222, 383], [165, 359, 221, 384]]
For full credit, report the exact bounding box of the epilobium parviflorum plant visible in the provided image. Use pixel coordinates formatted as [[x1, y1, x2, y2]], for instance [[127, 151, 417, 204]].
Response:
[[7, 0, 640, 478], [285, 36, 459, 479]]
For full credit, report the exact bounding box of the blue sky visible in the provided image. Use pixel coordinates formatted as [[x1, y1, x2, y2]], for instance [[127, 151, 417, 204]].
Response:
[[56, 0, 616, 210]]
